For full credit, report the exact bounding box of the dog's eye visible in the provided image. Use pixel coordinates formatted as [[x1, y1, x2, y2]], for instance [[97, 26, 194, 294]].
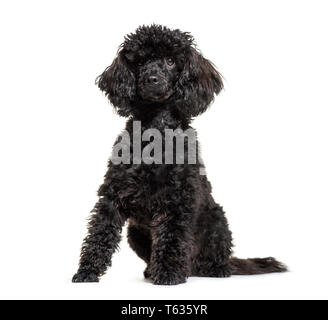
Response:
[[165, 57, 175, 66]]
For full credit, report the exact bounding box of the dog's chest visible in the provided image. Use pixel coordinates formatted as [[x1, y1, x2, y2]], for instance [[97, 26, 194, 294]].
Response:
[[114, 164, 169, 222]]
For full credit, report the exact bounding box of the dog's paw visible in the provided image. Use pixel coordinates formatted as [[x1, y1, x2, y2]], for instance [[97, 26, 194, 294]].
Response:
[[152, 272, 186, 286], [72, 271, 99, 283], [144, 266, 152, 279], [214, 265, 232, 278]]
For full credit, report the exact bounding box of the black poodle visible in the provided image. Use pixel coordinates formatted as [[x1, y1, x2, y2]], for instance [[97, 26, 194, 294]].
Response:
[[72, 25, 286, 285]]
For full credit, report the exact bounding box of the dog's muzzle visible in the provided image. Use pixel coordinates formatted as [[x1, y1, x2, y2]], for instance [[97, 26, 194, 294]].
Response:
[[138, 74, 172, 101]]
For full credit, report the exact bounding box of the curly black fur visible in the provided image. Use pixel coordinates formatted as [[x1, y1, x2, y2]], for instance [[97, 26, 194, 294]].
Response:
[[72, 25, 287, 285]]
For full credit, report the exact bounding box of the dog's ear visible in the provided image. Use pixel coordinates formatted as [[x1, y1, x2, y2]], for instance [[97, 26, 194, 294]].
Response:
[[176, 48, 223, 117], [96, 51, 136, 117]]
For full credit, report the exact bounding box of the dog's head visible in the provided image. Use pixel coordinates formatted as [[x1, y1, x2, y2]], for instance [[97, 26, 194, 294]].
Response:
[[96, 25, 223, 117]]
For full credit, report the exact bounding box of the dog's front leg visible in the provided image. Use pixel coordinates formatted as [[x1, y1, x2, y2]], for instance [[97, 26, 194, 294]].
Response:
[[149, 209, 193, 285], [72, 197, 125, 282]]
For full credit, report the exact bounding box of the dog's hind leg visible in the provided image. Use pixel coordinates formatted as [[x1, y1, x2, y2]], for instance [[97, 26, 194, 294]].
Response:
[[127, 223, 152, 278], [193, 205, 287, 277], [192, 205, 233, 278]]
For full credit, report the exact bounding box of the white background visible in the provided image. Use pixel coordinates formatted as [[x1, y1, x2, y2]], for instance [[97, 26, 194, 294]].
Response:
[[0, 0, 327, 300]]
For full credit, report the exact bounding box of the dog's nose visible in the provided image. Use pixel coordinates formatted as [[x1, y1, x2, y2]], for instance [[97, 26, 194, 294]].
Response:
[[147, 75, 159, 85]]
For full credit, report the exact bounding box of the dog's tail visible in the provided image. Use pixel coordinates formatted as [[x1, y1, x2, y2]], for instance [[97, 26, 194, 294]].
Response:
[[230, 257, 287, 275]]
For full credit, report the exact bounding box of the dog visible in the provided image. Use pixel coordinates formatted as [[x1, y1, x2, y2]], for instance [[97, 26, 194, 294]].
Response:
[[72, 25, 287, 285]]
